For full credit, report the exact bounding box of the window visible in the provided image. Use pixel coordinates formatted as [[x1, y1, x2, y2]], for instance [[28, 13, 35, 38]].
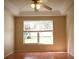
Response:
[[23, 20, 53, 44]]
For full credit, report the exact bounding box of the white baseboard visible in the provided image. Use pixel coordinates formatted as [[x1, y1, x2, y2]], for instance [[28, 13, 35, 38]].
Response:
[[4, 51, 14, 58], [69, 53, 74, 57], [47, 52, 68, 53], [15, 50, 68, 53]]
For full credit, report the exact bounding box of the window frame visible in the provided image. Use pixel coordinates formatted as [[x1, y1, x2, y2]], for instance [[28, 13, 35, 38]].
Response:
[[23, 20, 53, 45]]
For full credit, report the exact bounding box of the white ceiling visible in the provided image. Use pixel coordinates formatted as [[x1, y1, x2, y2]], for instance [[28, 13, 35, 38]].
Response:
[[4, 0, 74, 16]]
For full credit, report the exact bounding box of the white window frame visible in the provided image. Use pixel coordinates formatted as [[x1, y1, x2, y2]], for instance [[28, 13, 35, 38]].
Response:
[[23, 20, 53, 45]]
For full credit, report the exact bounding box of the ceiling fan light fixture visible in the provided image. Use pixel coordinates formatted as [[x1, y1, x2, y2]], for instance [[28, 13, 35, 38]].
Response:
[[31, 4, 41, 9], [36, 4, 41, 9], [31, 0, 52, 11], [31, 4, 35, 8], [38, 0, 43, 3]]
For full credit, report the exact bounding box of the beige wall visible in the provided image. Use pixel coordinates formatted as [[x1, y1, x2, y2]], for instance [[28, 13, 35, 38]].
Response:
[[15, 16, 67, 52], [66, 3, 74, 56], [4, 8, 14, 57]]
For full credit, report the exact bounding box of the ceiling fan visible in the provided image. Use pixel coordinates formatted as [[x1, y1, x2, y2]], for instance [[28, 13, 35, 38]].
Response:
[[31, 0, 52, 11]]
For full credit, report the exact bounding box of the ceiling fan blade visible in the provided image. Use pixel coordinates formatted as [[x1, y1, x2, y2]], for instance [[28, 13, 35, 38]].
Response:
[[42, 3, 52, 10]]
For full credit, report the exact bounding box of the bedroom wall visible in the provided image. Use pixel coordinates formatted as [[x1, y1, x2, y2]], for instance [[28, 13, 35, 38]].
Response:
[[66, 3, 74, 56], [14, 16, 67, 52], [4, 8, 14, 57]]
